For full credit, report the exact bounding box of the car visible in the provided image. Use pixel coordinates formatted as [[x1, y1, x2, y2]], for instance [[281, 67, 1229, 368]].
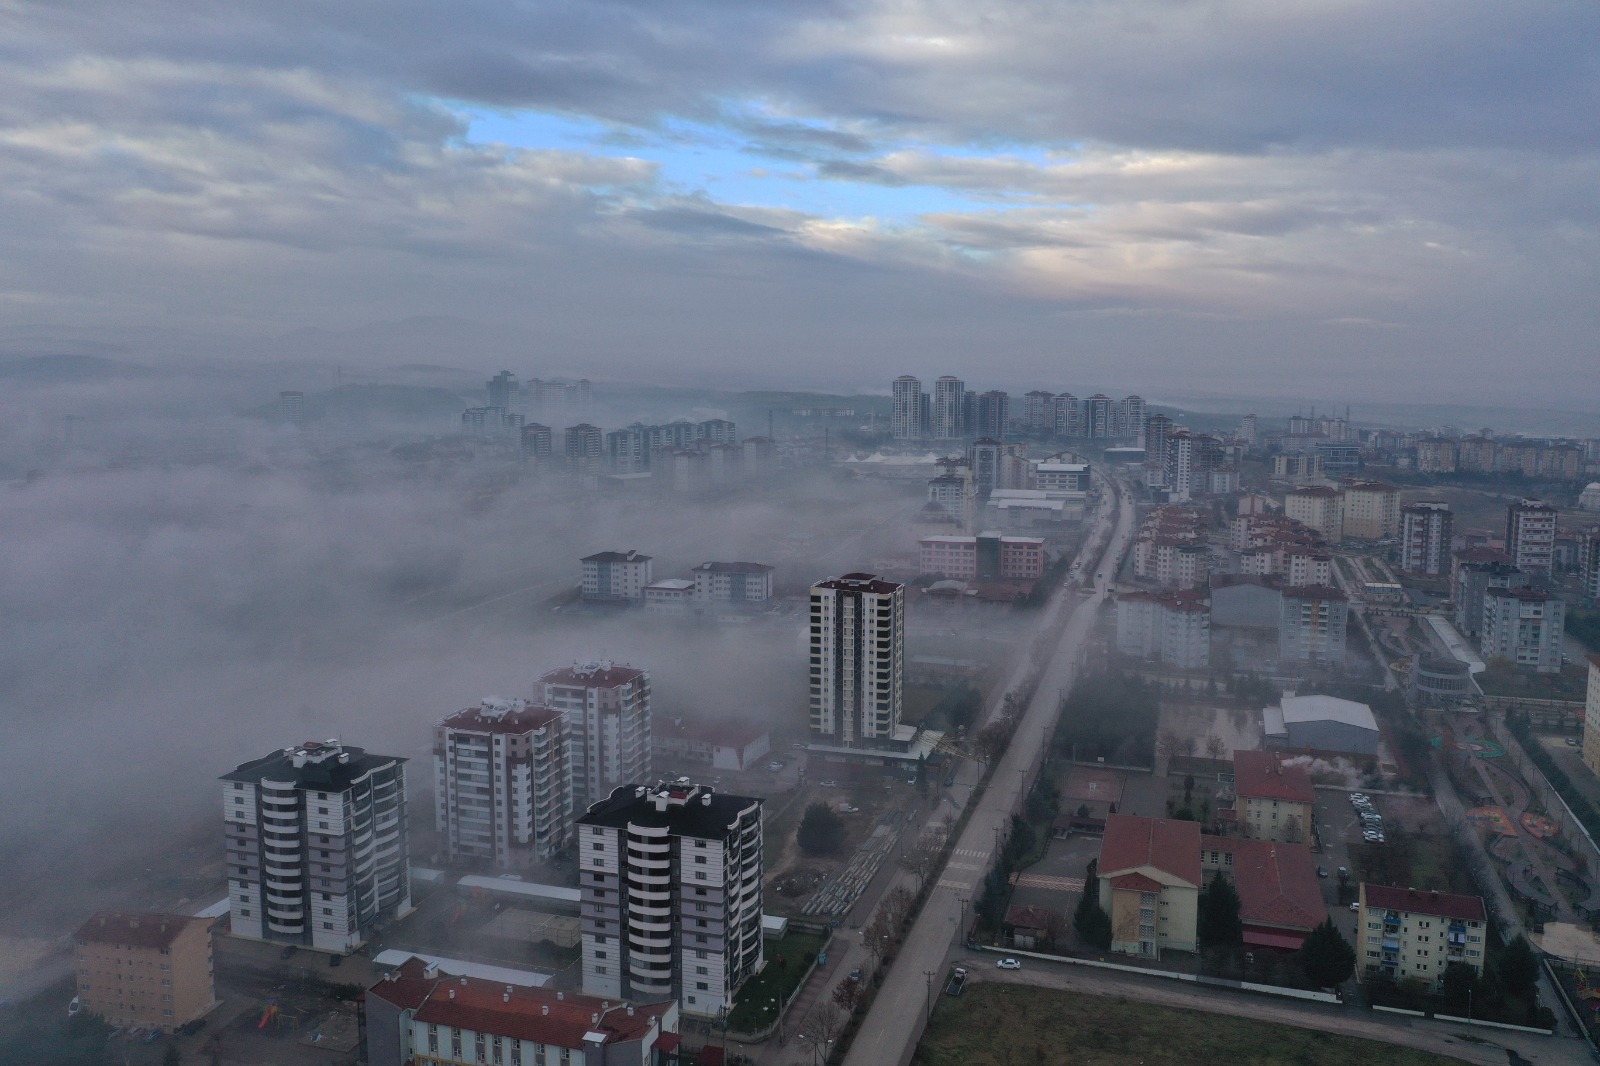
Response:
[[819, 780, 838, 788], [1350, 901, 1361, 912], [849, 968, 862, 982], [996, 958, 1022, 970], [1317, 866, 1328, 878], [838, 804, 860, 814], [1567, 738, 1580, 747], [1337, 866, 1348, 878], [768, 761, 784, 771]]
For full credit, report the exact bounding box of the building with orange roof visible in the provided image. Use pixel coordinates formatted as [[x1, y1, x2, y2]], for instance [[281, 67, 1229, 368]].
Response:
[[73, 911, 215, 1033], [1232, 750, 1315, 843], [1097, 815, 1202, 958], [1199, 836, 1326, 951], [364, 955, 680, 1066]]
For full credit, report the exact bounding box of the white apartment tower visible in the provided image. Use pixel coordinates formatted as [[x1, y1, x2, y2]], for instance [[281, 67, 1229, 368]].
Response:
[[536, 662, 652, 812], [809, 573, 905, 746], [1399, 502, 1453, 576], [581, 549, 655, 603], [1505, 499, 1558, 576], [891, 375, 925, 439], [1481, 587, 1565, 673], [931, 376, 966, 439], [222, 741, 410, 953], [578, 783, 764, 1020], [434, 699, 573, 868]]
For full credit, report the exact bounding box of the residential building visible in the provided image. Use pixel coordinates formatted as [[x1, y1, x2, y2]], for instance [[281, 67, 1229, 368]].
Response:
[[1022, 391, 1056, 436], [607, 425, 651, 473], [1278, 585, 1348, 666], [1271, 453, 1324, 483], [1053, 392, 1081, 438], [808, 573, 904, 747], [278, 390, 307, 427], [536, 662, 653, 814], [1583, 528, 1600, 605], [1197, 836, 1325, 952], [1356, 885, 1488, 985], [1209, 575, 1284, 631], [1481, 586, 1565, 673], [1143, 414, 1174, 464], [1097, 815, 1202, 958], [1114, 589, 1211, 670], [1583, 655, 1600, 779], [1264, 694, 1380, 757], [926, 471, 974, 527], [1284, 487, 1344, 544], [653, 719, 771, 773], [1415, 437, 1458, 473], [486, 370, 521, 413], [968, 438, 1003, 495], [577, 783, 763, 1019], [1238, 414, 1257, 446], [434, 699, 572, 868], [1453, 558, 1524, 639], [73, 912, 215, 1033], [581, 549, 654, 604], [690, 562, 775, 604], [1232, 751, 1314, 843], [918, 533, 1046, 582], [891, 375, 925, 439], [973, 391, 1010, 439], [1282, 549, 1334, 588], [532, 378, 593, 411], [520, 422, 552, 462], [1132, 538, 1210, 589], [1083, 395, 1113, 439], [931, 375, 965, 439], [1035, 458, 1090, 494], [1399, 502, 1453, 576], [1341, 482, 1401, 541], [364, 956, 679, 1066], [222, 740, 411, 952], [1117, 395, 1147, 441], [564, 423, 603, 468], [1506, 499, 1558, 575]]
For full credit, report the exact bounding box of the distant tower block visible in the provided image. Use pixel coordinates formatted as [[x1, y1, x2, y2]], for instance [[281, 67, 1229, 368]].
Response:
[[278, 391, 307, 427]]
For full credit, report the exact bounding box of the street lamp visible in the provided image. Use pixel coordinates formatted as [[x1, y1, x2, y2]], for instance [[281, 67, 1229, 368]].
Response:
[[957, 896, 970, 946]]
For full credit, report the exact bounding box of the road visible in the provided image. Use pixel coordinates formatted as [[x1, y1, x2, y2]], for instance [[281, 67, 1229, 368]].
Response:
[[839, 475, 1138, 1066]]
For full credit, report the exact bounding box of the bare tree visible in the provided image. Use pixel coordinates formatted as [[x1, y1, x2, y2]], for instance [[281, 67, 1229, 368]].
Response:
[[832, 974, 862, 1014], [1204, 735, 1226, 761], [900, 824, 949, 891]]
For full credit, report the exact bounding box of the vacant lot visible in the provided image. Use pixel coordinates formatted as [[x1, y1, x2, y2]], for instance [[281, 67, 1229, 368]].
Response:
[[914, 984, 1467, 1066]]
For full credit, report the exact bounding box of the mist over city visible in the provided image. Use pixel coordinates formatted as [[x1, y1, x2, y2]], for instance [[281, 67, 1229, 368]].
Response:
[[5, 2, 1600, 1064]]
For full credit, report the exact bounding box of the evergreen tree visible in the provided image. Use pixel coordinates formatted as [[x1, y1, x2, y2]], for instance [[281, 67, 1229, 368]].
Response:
[[1298, 917, 1356, 988], [796, 803, 845, 855], [1497, 934, 1540, 996], [1197, 870, 1243, 948], [1073, 885, 1112, 950], [1440, 961, 1479, 1014]]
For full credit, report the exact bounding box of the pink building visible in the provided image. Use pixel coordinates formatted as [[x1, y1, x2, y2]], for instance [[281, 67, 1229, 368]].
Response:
[[919, 533, 1046, 581]]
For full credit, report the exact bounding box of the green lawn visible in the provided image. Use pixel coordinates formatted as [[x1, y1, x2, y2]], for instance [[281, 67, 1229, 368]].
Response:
[[915, 984, 1469, 1066], [727, 931, 826, 1031]]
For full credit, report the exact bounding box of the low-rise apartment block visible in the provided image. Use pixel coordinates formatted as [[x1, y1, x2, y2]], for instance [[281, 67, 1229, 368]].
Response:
[[1357, 884, 1487, 985], [582, 550, 654, 603], [1481, 586, 1564, 673], [918, 533, 1046, 581], [1115, 589, 1210, 670], [1341, 481, 1401, 541], [1232, 750, 1314, 843], [1285, 487, 1344, 544], [691, 561, 774, 604], [1584, 654, 1600, 779], [74, 912, 216, 1033]]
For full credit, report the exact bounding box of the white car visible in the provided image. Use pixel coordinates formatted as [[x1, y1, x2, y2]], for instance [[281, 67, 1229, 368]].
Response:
[[996, 957, 1022, 970]]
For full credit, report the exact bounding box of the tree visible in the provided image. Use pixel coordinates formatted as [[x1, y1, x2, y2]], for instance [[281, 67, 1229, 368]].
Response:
[[1440, 961, 1479, 1015], [832, 974, 862, 1014], [164, 1045, 184, 1066], [1197, 870, 1243, 949], [1298, 918, 1356, 988], [797, 803, 845, 856], [1073, 886, 1112, 950], [1498, 934, 1540, 996]]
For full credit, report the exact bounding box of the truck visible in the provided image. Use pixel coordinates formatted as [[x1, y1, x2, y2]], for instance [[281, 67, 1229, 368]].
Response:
[[945, 966, 968, 996]]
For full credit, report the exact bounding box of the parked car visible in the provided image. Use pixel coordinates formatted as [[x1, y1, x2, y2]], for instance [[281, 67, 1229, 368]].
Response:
[[996, 958, 1022, 970], [767, 761, 784, 771], [1317, 866, 1328, 878], [1349, 901, 1361, 912], [838, 804, 860, 814]]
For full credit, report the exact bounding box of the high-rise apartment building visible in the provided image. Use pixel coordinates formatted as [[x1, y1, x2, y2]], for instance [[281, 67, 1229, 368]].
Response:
[[434, 699, 573, 868], [931, 376, 966, 439], [1505, 499, 1558, 576], [1278, 586, 1349, 666], [891, 375, 925, 440], [1053, 393, 1080, 438], [564, 423, 603, 468], [1022, 391, 1055, 436], [1238, 414, 1257, 445], [486, 370, 521, 413], [536, 662, 652, 812], [1084, 394, 1113, 439], [73, 912, 215, 1033], [1117, 395, 1147, 441], [1398, 502, 1453, 576], [1453, 560, 1525, 639], [278, 390, 307, 427], [808, 573, 905, 747], [1481, 587, 1564, 673], [577, 782, 763, 1020], [973, 391, 1010, 440], [222, 741, 411, 953], [520, 422, 552, 461]]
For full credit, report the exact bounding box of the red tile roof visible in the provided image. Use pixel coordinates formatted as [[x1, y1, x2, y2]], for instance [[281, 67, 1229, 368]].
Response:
[[1099, 814, 1201, 887], [439, 703, 564, 735], [1362, 884, 1486, 922], [368, 958, 673, 1048], [74, 911, 206, 951], [1108, 872, 1165, 893], [1232, 750, 1315, 804], [539, 663, 647, 688], [1202, 836, 1325, 932]]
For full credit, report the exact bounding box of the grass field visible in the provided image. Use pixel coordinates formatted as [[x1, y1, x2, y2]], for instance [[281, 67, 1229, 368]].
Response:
[[726, 931, 826, 1031], [914, 984, 1468, 1066]]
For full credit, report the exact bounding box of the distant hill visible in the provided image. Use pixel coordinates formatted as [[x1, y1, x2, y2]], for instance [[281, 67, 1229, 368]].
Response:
[[0, 354, 156, 382]]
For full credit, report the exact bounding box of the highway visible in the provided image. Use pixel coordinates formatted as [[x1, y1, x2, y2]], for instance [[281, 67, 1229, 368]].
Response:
[[839, 475, 1138, 1066]]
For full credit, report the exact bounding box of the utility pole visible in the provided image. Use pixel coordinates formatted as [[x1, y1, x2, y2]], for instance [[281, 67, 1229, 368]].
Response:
[[924, 969, 937, 1024]]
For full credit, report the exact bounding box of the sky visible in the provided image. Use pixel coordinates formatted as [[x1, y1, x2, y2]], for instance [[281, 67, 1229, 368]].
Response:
[[3, 1, 1598, 405]]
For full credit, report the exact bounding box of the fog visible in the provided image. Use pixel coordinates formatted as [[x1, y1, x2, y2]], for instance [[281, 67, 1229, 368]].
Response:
[[0, 367, 923, 952]]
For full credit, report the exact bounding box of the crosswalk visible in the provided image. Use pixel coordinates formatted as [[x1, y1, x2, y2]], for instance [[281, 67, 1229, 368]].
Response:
[[951, 847, 988, 860]]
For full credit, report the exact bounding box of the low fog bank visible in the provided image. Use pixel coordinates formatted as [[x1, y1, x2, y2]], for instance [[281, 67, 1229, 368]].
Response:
[[0, 373, 918, 939]]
